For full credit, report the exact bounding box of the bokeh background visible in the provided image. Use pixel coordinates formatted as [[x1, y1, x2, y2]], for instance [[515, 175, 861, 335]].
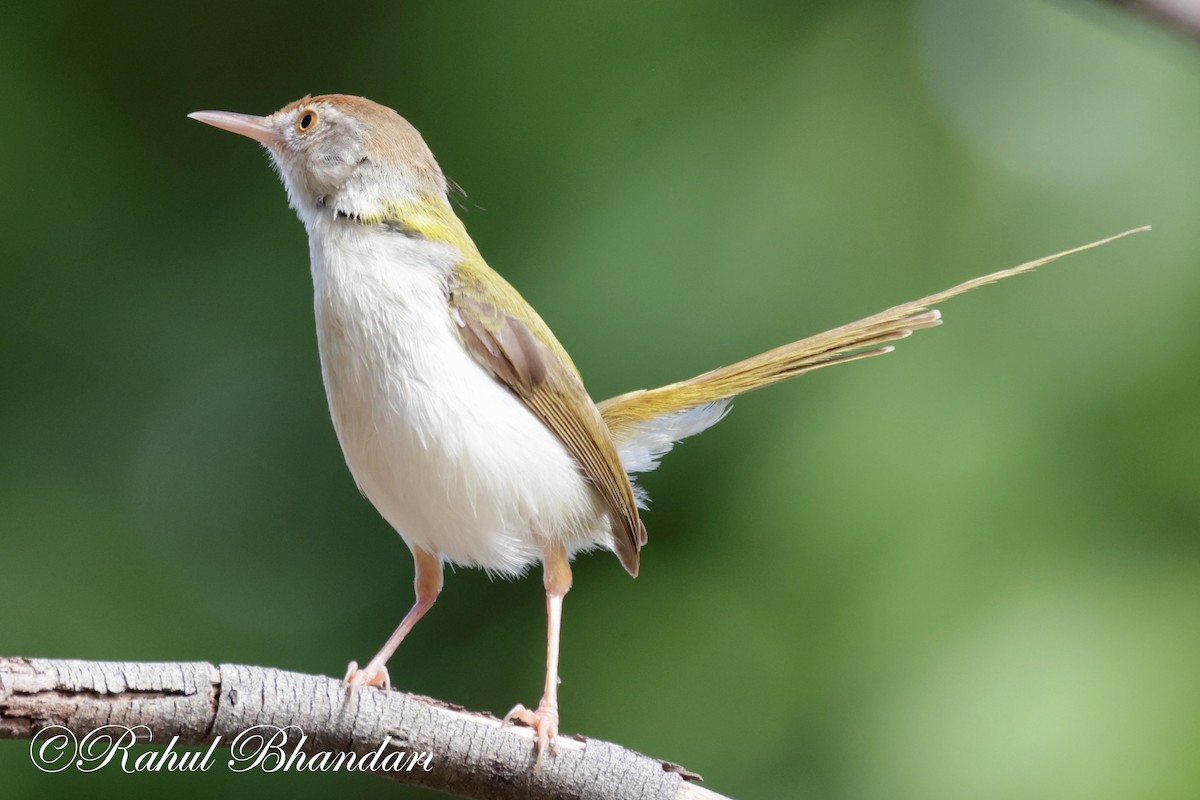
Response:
[[2, 1, 1198, 798]]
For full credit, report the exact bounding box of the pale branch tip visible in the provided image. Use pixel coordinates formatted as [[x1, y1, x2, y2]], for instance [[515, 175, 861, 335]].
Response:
[[1104, 0, 1200, 41]]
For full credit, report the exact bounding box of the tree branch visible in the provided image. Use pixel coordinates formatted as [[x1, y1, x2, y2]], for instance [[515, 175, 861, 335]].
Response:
[[1101, 0, 1200, 41], [0, 657, 728, 800]]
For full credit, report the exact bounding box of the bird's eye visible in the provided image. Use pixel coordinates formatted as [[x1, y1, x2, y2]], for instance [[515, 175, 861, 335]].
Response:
[[295, 109, 318, 134]]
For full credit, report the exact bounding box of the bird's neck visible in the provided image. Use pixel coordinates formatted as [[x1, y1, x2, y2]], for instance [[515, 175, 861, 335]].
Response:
[[303, 192, 484, 299], [299, 191, 480, 258]]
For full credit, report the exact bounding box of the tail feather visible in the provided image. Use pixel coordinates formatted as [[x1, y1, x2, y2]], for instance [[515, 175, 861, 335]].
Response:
[[600, 226, 1149, 467], [617, 401, 731, 506]]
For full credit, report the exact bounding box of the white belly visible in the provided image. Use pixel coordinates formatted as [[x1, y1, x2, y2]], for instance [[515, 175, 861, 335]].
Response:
[[308, 223, 611, 576]]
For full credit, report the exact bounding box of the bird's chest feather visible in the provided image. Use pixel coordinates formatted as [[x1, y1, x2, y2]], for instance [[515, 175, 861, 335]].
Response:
[[313, 234, 468, 453], [306, 226, 603, 573]]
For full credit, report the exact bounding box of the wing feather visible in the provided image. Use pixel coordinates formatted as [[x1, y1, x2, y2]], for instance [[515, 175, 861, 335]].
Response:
[[448, 268, 646, 576]]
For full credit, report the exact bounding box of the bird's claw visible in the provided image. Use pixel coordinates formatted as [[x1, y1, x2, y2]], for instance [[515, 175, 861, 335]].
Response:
[[503, 701, 559, 766], [343, 661, 390, 692]]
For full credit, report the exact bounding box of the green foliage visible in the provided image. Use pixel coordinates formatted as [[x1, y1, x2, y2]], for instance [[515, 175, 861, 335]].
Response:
[[2, 1, 1197, 798]]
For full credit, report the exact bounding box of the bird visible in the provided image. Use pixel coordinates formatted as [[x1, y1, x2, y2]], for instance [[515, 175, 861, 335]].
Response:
[[188, 94, 1143, 758]]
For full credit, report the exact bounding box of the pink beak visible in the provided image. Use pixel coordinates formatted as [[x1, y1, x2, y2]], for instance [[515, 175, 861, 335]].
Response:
[[188, 110, 283, 147]]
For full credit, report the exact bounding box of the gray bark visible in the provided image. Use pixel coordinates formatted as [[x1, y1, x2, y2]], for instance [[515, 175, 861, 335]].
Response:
[[0, 657, 727, 800]]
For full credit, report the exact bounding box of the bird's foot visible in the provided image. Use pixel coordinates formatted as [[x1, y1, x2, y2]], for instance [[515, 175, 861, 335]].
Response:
[[343, 661, 390, 692], [503, 700, 559, 766]]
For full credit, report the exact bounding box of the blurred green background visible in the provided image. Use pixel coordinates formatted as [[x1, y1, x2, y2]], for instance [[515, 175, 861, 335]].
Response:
[[2, 1, 1198, 798]]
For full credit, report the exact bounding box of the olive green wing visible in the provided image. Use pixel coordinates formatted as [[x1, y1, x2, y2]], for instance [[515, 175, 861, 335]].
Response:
[[447, 265, 647, 577]]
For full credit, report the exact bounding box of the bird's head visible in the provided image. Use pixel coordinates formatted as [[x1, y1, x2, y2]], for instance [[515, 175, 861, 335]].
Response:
[[190, 94, 447, 227]]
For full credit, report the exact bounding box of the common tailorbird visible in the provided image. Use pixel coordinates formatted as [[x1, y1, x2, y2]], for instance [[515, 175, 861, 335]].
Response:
[[189, 93, 1145, 757]]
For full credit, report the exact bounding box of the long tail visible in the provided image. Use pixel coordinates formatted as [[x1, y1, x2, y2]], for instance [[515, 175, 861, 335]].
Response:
[[599, 226, 1149, 477]]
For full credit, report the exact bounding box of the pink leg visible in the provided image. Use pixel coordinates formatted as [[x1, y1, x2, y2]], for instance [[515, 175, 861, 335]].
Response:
[[504, 541, 572, 763], [345, 548, 443, 690]]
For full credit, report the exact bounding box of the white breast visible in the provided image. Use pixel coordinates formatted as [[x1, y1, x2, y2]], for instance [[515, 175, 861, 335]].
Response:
[[306, 219, 612, 576]]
